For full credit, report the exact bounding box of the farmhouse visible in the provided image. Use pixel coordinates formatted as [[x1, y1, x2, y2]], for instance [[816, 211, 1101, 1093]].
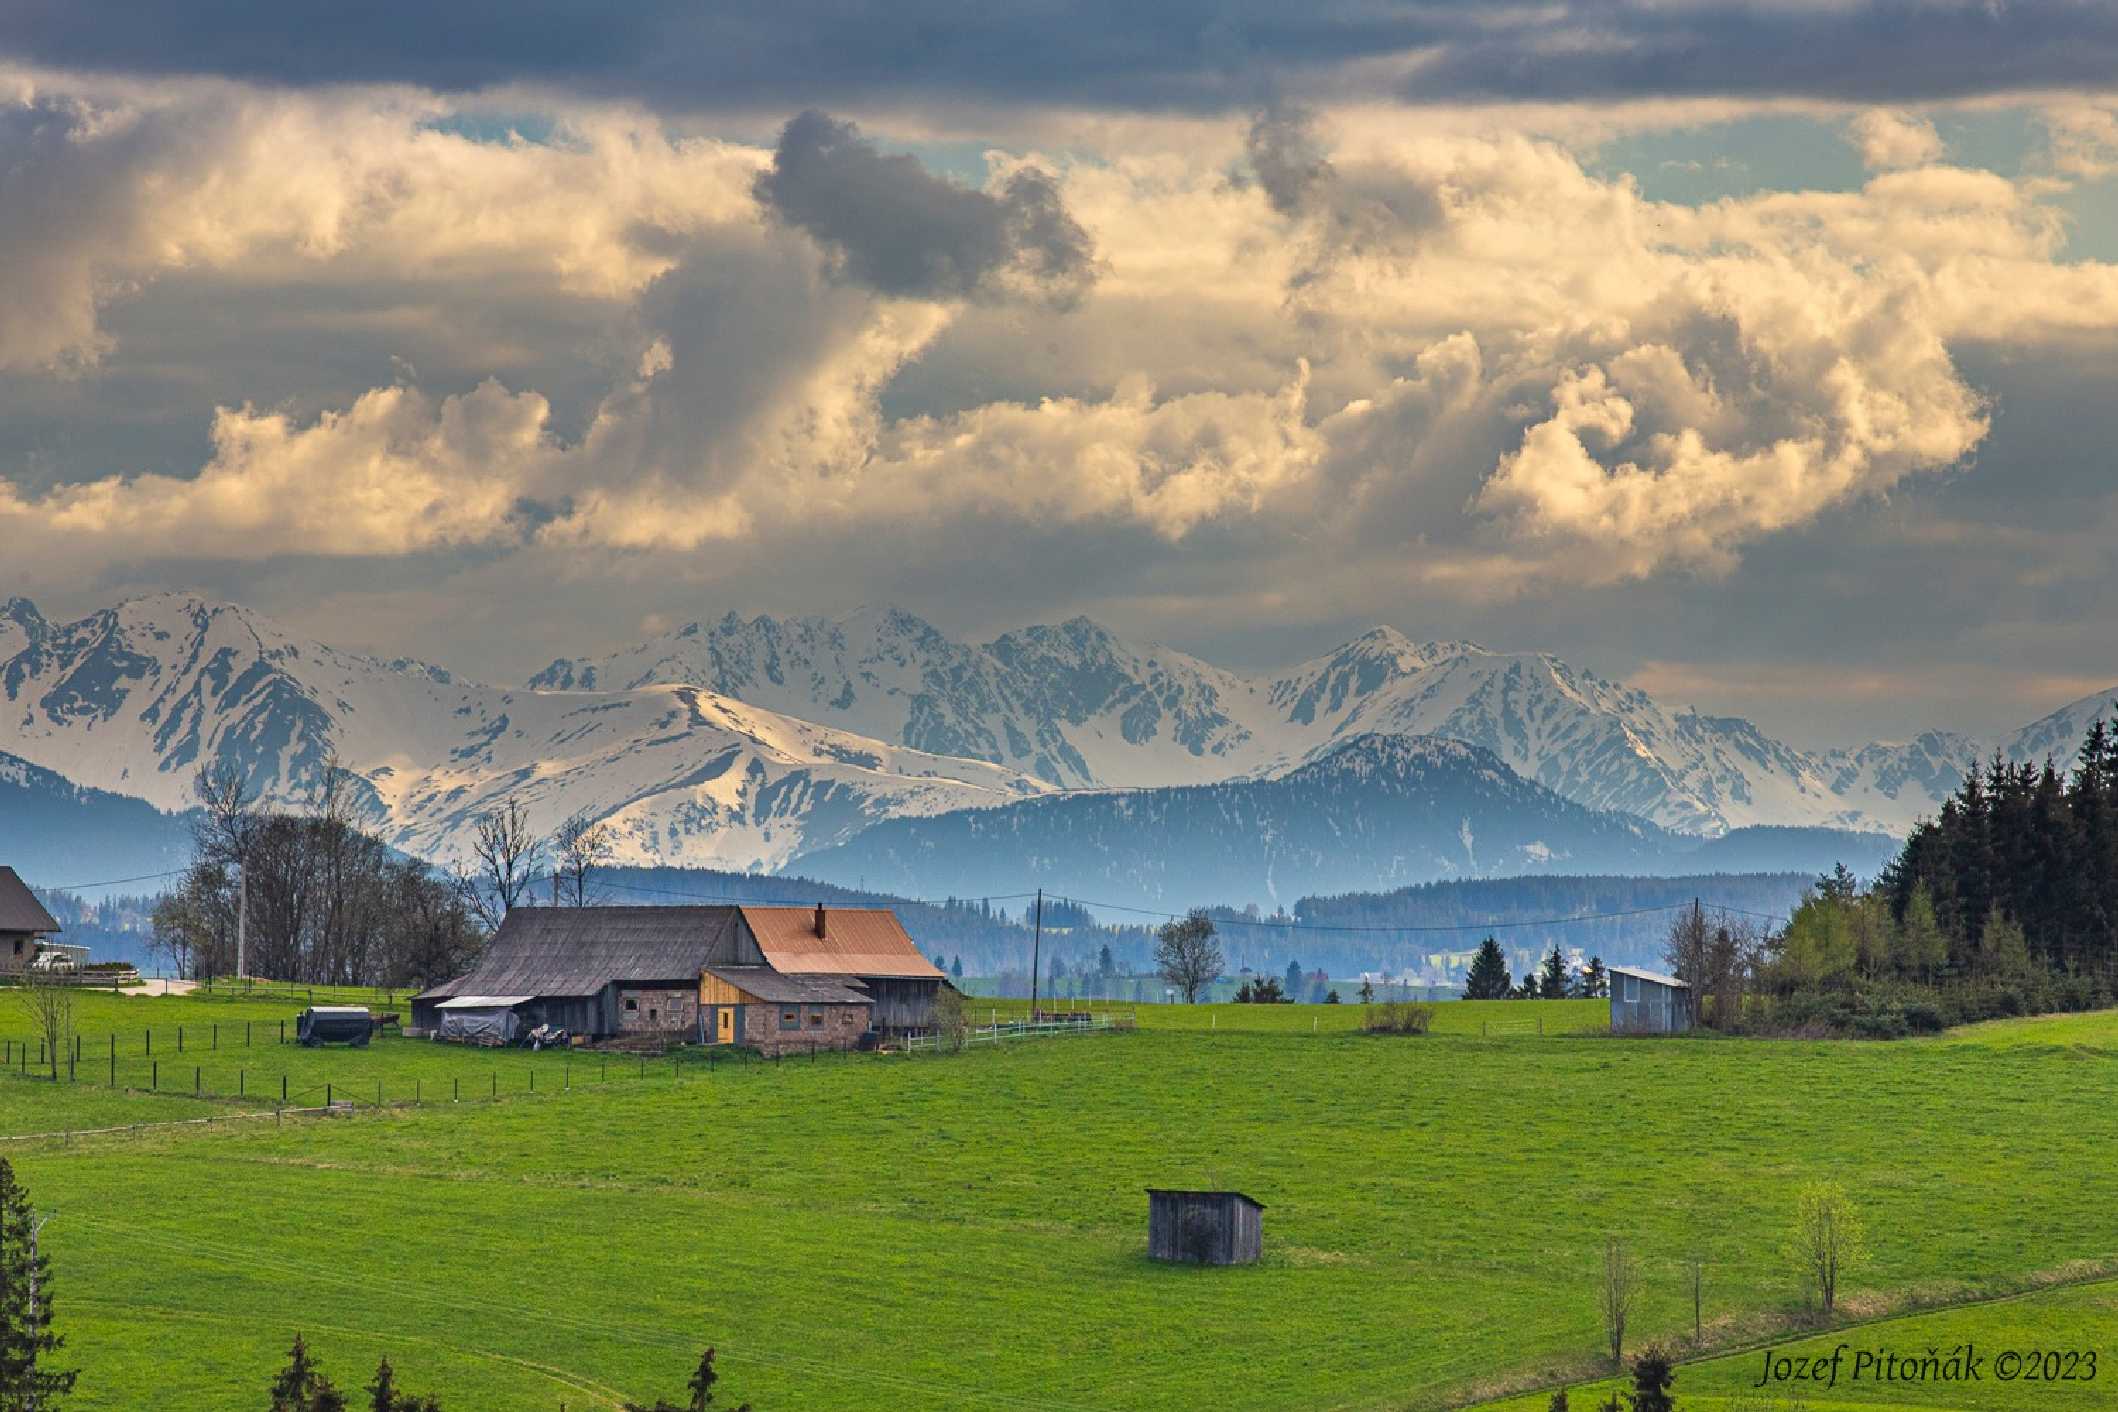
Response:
[[413, 903, 945, 1052], [0, 867, 61, 976], [1609, 964, 1693, 1034]]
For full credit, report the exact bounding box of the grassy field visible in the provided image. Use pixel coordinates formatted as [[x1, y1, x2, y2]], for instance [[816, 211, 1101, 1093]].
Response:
[[970, 995, 1610, 1036], [0, 997, 2112, 1409], [1476, 1279, 2118, 1410]]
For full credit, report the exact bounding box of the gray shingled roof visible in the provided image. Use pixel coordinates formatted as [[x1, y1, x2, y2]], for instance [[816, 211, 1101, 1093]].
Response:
[[704, 966, 873, 1006], [424, 906, 746, 1000], [0, 869, 59, 936]]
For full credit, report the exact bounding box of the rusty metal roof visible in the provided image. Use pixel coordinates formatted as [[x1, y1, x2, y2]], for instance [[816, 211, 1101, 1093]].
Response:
[[0, 868, 59, 936], [740, 905, 944, 979]]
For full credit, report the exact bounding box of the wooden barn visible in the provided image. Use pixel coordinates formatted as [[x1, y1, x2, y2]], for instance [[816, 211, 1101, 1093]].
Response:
[[1609, 964, 1694, 1034], [0, 867, 60, 976], [1147, 1189, 1264, 1265], [414, 902, 945, 1052]]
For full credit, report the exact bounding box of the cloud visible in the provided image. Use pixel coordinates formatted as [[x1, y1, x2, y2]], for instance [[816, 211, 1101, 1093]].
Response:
[[11, 1, 2118, 113], [0, 75, 761, 371], [1848, 109, 1945, 170], [0, 381, 553, 568], [752, 110, 1095, 306]]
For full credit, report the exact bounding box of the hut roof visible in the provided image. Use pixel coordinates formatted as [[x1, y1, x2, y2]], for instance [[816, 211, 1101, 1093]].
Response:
[[1609, 964, 1689, 989], [704, 966, 873, 1006], [1146, 1188, 1266, 1209], [438, 905, 747, 998], [741, 905, 943, 979], [0, 868, 59, 936]]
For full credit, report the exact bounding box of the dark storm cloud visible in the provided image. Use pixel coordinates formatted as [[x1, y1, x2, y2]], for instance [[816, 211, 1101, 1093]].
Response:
[[13, 2, 2118, 110], [753, 111, 1094, 305]]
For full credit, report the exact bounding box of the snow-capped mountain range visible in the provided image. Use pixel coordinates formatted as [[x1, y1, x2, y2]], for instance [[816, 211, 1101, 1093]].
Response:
[[533, 606, 2118, 838], [3, 590, 2113, 882]]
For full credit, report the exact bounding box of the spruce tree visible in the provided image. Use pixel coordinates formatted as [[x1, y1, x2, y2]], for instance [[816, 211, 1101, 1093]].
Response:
[[1575, 956, 1608, 999], [1626, 1347, 1676, 1412], [1538, 944, 1569, 999], [1463, 937, 1511, 1000], [1284, 959, 1304, 999], [0, 1157, 75, 1409], [269, 1333, 345, 1412]]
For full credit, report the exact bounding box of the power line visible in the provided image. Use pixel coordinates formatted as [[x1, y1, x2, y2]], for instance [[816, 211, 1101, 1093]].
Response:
[[38, 867, 190, 894]]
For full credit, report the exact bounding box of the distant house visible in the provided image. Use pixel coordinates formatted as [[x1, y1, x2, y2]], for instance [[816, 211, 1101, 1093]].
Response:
[[0, 867, 61, 976], [413, 903, 945, 1052], [1609, 964, 1693, 1034]]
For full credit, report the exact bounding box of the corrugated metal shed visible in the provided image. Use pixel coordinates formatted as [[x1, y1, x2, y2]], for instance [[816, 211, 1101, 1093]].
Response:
[[742, 905, 944, 978], [1609, 963, 1694, 1034], [0, 868, 59, 935]]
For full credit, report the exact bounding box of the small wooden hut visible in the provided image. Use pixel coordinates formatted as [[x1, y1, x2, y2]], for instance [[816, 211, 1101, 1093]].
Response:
[[1147, 1189, 1264, 1265]]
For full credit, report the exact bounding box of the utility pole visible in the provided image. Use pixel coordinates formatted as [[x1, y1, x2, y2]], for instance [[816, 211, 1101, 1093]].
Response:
[[1028, 888, 1043, 1022]]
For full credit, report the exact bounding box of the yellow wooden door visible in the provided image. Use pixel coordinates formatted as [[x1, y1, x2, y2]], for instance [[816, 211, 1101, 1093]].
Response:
[[716, 1006, 734, 1044]]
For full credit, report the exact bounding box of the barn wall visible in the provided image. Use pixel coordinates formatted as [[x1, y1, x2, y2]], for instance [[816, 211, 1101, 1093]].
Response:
[[863, 977, 940, 1032], [617, 986, 698, 1035], [738, 1001, 870, 1056]]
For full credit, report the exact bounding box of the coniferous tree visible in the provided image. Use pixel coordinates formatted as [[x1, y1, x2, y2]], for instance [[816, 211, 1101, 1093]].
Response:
[[366, 1356, 442, 1412], [1284, 959, 1304, 999], [1463, 937, 1511, 1000], [1626, 1347, 1676, 1412], [269, 1334, 345, 1412], [1575, 956, 1608, 999], [0, 1158, 73, 1410], [1538, 943, 1570, 999]]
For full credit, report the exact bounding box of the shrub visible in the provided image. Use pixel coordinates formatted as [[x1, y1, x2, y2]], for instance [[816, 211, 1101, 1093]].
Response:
[[1362, 1001, 1433, 1035]]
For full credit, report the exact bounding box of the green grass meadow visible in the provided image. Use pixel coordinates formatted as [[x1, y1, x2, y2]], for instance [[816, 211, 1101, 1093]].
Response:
[[0, 995, 2112, 1409]]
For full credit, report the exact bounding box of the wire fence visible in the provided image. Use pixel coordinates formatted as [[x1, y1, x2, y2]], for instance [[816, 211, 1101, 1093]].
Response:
[[901, 1011, 1134, 1052], [0, 1030, 857, 1114]]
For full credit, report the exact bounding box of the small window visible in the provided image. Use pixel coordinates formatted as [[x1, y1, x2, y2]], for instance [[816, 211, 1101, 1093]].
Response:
[[625, 997, 638, 1012], [808, 1008, 824, 1028], [780, 1007, 800, 1030], [10, 940, 19, 956], [1623, 974, 1640, 1002]]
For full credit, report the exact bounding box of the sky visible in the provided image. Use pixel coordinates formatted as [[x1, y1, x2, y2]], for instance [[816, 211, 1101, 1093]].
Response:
[[2, 2, 2117, 750]]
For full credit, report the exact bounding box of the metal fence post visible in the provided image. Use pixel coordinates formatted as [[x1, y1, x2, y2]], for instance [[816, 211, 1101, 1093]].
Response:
[[327, 1082, 332, 1107], [152, 1060, 157, 1091], [178, 1025, 184, 1053], [194, 1066, 200, 1096]]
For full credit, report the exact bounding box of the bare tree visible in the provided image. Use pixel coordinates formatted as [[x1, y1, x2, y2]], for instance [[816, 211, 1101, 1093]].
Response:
[[931, 984, 971, 1054], [1154, 910, 1222, 1003], [550, 811, 615, 907], [192, 762, 263, 978], [15, 968, 73, 1081], [1787, 1181, 1865, 1315], [1601, 1236, 1638, 1367], [464, 799, 541, 929]]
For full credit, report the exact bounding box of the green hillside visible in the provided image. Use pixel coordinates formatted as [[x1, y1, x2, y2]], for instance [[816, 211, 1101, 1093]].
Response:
[[0, 998, 2111, 1409]]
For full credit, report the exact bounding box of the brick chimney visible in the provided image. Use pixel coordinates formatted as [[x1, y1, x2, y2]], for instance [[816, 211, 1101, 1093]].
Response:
[[814, 902, 827, 939]]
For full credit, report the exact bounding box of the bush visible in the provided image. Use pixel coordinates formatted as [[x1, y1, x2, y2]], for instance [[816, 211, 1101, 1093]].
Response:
[[1362, 1001, 1433, 1035]]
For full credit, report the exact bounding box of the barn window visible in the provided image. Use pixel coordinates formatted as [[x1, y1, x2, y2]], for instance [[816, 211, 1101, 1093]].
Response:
[[1622, 974, 1640, 1002], [808, 1008, 824, 1028], [648, 1008, 658, 1023], [625, 997, 638, 1012], [780, 1007, 799, 1030]]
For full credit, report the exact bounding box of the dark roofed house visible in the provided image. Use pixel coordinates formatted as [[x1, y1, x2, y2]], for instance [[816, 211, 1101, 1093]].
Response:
[[415, 902, 945, 1053], [0, 868, 61, 977]]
